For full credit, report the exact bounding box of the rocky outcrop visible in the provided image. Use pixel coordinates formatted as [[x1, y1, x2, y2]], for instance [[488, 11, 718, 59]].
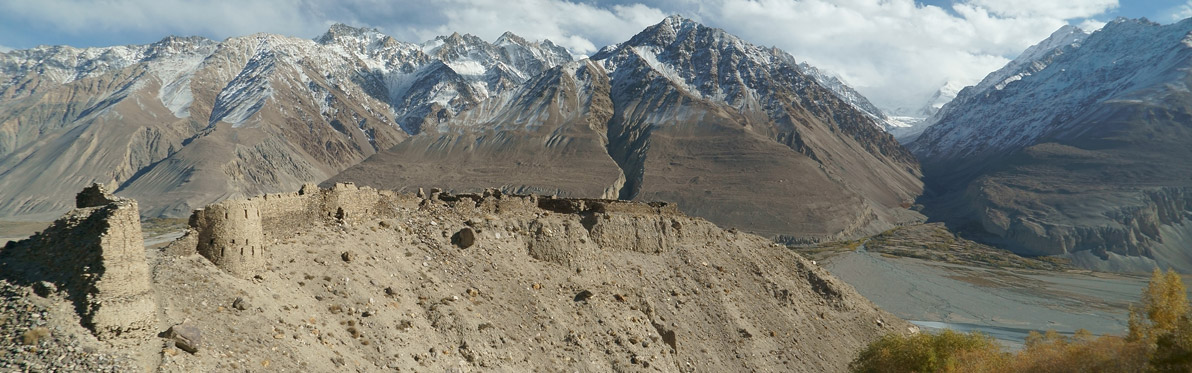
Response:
[[912, 19, 1192, 271], [0, 182, 913, 372], [973, 185, 1192, 264], [329, 17, 923, 243], [178, 182, 737, 278], [146, 182, 913, 371], [0, 184, 157, 339]]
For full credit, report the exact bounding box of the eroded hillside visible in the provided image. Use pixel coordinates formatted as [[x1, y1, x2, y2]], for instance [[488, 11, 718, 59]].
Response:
[[0, 184, 910, 372]]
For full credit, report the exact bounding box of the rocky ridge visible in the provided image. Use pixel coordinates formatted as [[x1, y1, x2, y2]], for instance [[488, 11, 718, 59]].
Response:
[[0, 183, 911, 371], [329, 16, 924, 242], [911, 18, 1192, 272], [0, 24, 569, 218], [796, 62, 909, 134]]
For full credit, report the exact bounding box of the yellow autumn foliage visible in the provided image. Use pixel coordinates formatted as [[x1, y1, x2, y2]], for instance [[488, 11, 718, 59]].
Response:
[[851, 268, 1191, 373]]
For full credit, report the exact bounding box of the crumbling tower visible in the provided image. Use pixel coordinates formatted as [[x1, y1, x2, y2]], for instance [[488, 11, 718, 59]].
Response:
[[192, 200, 266, 277], [0, 183, 158, 339]]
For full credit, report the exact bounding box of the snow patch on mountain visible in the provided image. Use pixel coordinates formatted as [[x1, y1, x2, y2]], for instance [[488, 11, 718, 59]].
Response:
[[444, 60, 485, 76], [912, 18, 1191, 161], [984, 25, 1087, 93], [153, 52, 208, 118], [210, 48, 276, 127], [795, 62, 899, 131]]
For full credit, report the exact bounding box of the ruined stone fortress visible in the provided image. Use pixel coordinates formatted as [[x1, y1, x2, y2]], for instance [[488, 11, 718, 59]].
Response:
[[173, 182, 695, 277], [3, 182, 706, 340], [0, 184, 156, 340]]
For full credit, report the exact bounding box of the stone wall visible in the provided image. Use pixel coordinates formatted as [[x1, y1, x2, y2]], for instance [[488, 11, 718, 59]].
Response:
[[183, 183, 421, 276], [0, 184, 157, 340], [178, 183, 702, 277], [191, 200, 266, 277]]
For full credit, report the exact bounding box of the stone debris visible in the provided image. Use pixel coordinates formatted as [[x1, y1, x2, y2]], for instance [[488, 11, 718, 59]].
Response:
[[166, 324, 201, 354], [0, 183, 909, 372], [0, 281, 138, 372], [451, 227, 476, 249]]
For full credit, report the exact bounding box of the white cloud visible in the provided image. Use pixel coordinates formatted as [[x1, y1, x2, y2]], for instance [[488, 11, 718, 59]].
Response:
[[1078, 19, 1108, 32], [0, 0, 318, 40], [408, 0, 667, 55], [689, 0, 1116, 114], [1167, 1, 1192, 22], [965, 0, 1116, 19], [0, 45, 11, 53], [0, 0, 666, 56]]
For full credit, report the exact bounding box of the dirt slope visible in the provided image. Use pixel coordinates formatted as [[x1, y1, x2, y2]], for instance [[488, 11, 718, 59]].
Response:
[[0, 184, 911, 372]]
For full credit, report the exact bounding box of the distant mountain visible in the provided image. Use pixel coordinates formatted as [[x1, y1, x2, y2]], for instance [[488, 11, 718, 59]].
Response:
[[795, 63, 955, 142], [796, 63, 896, 129], [913, 24, 1089, 160], [0, 17, 921, 242], [0, 25, 569, 217], [328, 16, 923, 241], [911, 19, 1192, 272], [885, 27, 1089, 145]]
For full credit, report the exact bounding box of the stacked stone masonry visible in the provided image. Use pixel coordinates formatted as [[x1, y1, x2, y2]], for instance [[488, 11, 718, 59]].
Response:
[[177, 183, 695, 277], [0, 184, 157, 340]]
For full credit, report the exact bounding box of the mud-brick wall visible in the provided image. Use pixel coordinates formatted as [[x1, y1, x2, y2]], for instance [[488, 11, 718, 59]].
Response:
[[320, 183, 405, 224], [0, 185, 157, 340], [255, 190, 321, 244], [87, 199, 157, 338], [192, 200, 266, 277]]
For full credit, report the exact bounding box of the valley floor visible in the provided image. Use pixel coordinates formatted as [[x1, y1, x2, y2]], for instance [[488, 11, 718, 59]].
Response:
[[818, 246, 1192, 349], [0, 220, 51, 246]]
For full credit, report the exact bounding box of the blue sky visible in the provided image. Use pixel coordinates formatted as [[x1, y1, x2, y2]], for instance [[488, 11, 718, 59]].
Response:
[[1, 0, 1189, 113]]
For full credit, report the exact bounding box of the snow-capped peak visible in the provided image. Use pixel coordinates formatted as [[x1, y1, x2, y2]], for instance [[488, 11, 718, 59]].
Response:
[[316, 23, 385, 44], [796, 63, 890, 123], [977, 24, 1087, 94], [495, 31, 528, 47], [912, 17, 1192, 161]]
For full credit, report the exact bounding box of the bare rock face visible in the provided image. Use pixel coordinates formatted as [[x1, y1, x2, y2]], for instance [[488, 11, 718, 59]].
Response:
[[0, 184, 157, 340], [328, 17, 923, 244], [911, 19, 1192, 271]]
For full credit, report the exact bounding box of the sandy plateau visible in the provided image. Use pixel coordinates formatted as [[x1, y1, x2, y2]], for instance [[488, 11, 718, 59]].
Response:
[[0, 183, 907, 372]]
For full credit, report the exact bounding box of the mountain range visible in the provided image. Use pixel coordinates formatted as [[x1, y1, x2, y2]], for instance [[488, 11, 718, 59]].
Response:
[[912, 18, 1192, 272], [7, 14, 1192, 272], [0, 16, 922, 242]]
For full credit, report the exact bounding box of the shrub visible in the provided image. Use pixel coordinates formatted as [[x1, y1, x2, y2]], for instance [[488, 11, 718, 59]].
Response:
[[20, 327, 50, 345], [851, 267, 1190, 372], [849, 330, 1004, 373], [1010, 330, 1147, 372]]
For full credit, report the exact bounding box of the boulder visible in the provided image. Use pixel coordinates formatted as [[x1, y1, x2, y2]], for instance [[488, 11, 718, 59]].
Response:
[[452, 227, 476, 249], [166, 323, 202, 354]]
